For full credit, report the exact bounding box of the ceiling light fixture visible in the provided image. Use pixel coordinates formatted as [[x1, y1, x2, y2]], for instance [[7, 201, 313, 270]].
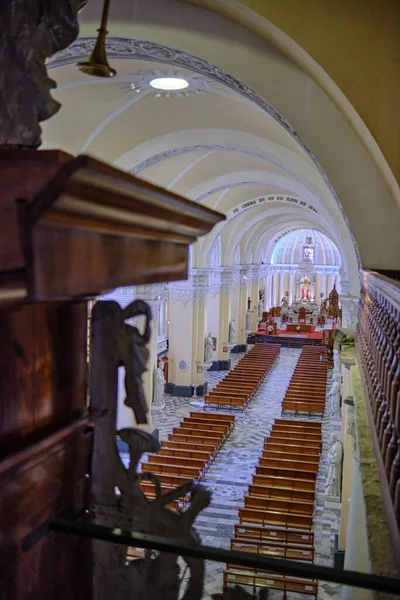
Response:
[[149, 77, 189, 91]]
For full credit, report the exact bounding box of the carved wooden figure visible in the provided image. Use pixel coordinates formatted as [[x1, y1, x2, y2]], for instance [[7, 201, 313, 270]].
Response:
[[90, 299, 211, 600]]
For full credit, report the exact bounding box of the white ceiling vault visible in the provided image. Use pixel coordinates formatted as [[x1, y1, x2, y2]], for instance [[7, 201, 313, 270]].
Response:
[[43, 20, 364, 294]]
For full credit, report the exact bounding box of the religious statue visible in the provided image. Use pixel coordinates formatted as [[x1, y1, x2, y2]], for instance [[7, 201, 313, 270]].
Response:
[[333, 348, 341, 373], [328, 284, 341, 318], [153, 360, 166, 405], [258, 298, 264, 319], [281, 295, 289, 307], [328, 373, 341, 418], [228, 319, 237, 344], [246, 310, 252, 331], [325, 431, 343, 497], [247, 296, 251, 310], [0, 0, 82, 149], [205, 332, 213, 363]]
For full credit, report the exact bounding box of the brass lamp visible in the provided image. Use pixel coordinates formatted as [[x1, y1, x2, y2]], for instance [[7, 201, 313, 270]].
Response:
[[77, 0, 116, 77]]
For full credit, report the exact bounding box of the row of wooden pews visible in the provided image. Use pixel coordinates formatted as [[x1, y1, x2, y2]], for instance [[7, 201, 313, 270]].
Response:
[[282, 346, 329, 416], [204, 344, 281, 411], [140, 411, 235, 509], [224, 419, 323, 598]]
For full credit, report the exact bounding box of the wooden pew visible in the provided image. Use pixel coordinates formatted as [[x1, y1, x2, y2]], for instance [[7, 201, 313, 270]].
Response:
[[265, 436, 321, 451], [273, 419, 322, 430], [263, 443, 320, 457], [248, 484, 315, 503], [230, 538, 314, 562], [238, 507, 313, 530], [158, 446, 213, 464], [204, 396, 247, 411], [223, 567, 318, 598], [244, 495, 314, 516], [257, 458, 319, 474], [147, 454, 206, 472], [255, 464, 317, 481], [282, 400, 325, 415], [168, 433, 221, 448], [189, 411, 235, 425], [141, 462, 200, 480], [179, 417, 229, 437], [261, 450, 320, 464], [234, 523, 314, 547], [252, 473, 316, 492], [269, 430, 322, 443], [162, 439, 217, 456], [174, 425, 225, 440]]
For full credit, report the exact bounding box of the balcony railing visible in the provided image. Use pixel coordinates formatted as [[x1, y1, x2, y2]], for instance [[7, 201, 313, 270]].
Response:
[[356, 270, 400, 541]]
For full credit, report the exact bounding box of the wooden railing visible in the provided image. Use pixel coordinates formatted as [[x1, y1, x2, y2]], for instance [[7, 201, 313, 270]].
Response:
[[356, 270, 400, 530]]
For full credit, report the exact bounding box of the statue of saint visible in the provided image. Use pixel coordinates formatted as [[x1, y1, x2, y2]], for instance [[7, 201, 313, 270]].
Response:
[[281, 295, 289, 307], [258, 298, 264, 319], [153, 360, 166, 405], [246, 310, 252, 331], [333, 348, 341, 373], [325, 431, 343, 497], [228, 319, 236, 344], [205, 332, 213, 363], [328, 373, 341, 418]]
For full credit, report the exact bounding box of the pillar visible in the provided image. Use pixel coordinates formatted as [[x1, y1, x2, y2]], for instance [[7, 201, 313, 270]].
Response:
[[341, 461, 373, 600], [167, 270, 209, 396], [279, 270, 285, 302], [251, 266, 260, 331], [216, 267, 232, 368], [289, 273, 294, 305], [238, 267, 248, 345]]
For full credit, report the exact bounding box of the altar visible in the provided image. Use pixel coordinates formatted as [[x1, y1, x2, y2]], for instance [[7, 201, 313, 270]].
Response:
[[286, 323, 313, 333], [281, 299, 320, 324]]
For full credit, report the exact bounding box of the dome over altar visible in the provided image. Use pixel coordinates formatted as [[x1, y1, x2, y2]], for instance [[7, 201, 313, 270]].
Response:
[[270, 228, 342, 266]]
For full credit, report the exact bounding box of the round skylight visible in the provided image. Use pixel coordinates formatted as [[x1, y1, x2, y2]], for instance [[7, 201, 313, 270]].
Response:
[[149, 77, 189, 91]]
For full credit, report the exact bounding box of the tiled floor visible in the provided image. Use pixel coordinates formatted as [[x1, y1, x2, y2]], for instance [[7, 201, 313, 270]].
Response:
[[127, 348, 342, 599]]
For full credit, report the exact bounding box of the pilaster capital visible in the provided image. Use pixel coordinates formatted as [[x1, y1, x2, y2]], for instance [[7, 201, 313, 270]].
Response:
[[168, 269, 209, 307]]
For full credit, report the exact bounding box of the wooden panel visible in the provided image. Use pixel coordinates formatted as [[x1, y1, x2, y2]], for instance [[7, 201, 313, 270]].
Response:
[[0, 302, 87, 457], [0, 300, 91, 600]]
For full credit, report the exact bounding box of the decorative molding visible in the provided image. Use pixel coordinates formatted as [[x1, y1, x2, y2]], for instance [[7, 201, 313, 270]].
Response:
[[208, 235, 221, 268], [48, 37, 354, 236], [121, 68, 213, 99]]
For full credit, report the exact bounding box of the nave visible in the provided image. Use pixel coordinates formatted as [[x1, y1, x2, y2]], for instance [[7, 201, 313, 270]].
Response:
[[129, 348, 341, 600]]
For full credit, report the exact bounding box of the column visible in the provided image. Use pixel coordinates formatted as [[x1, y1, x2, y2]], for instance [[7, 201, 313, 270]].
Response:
[[167, 269, 209, 397], [279, 270, 285, 302], [251, 265, 260, 331], [238, 266, 248, 345], [217, 267, 233, 368], [289, 273, 294, 305], [322, 273, 327, 300], [341, 461, 373, 600]]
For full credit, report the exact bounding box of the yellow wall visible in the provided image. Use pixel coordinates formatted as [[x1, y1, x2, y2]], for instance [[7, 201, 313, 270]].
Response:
[[214, 0, 400, 186]]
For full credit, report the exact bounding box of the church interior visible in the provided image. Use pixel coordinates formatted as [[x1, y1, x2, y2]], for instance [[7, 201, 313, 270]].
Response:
[[1, 1, 400, 599]]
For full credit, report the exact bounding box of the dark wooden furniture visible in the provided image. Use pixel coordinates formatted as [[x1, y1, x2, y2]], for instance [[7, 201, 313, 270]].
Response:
[[0, 150, 223, 600]]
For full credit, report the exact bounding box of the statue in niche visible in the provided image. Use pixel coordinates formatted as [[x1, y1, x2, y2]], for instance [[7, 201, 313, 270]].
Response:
[[333, 348, 341, 373], [246, 310, 252, 331], [153, 359, 166, 405], [228, 319, 237, 344], [328, 372, 341, 418], [281, 294, 289, 307], [205, 332, 214, 363], [0, 0, 83, 149], [325, 431, 343, 498], [89, 299, 212, 599]]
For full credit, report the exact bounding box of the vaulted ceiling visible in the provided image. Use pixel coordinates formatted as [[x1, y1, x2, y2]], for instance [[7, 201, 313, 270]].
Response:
[[41, 0, 400, 296]]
